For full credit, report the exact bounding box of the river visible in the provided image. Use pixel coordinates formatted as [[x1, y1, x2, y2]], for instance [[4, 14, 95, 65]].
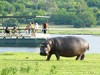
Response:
[[0, 34, 100, 54]]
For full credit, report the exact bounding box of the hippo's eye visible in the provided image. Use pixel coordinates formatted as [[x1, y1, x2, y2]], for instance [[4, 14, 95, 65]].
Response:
[[40, 44, 46, 47], [40, 43, 48, 48]]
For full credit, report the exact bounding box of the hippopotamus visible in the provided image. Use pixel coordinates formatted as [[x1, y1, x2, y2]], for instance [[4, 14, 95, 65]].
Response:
[[40, 36, 89, 60]]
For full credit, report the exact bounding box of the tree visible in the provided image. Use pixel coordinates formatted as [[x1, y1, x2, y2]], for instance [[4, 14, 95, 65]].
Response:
[[50, 8, 67, 24], [0, 1, 4, 14], [44, 0, 58, 15], [5, 0, 28, 3], [14, 10, 31, 24], [0, 0, 99, 27], [74, 9, 96, 27], [32, 9, 47, 23], [13, 3, 25, 12], [5, 0, 18, 3], [3, 18, 18, 27], [74, 17, 84, 28], [3, 1, 15, 14], [86, 0, 100, 8], [32, 9, 46, 16], [65, 12, 76, 25], [97, 12, 100, 25]]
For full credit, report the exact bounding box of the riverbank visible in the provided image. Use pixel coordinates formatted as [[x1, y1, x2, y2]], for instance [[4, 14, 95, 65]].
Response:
[[47, 28, 100, 35], [0, 52, 99, 75]]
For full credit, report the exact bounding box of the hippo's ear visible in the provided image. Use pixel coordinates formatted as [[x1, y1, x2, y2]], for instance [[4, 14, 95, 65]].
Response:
[[40, 44, 43, 47], [40, 42, 44, 47]]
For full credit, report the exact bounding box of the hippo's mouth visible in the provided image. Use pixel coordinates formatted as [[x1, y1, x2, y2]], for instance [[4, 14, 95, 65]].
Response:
[[40, 53, 47, 56]]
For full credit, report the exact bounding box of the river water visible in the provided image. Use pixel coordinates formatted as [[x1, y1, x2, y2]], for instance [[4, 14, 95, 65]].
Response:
[[0, 34, 100, 54]]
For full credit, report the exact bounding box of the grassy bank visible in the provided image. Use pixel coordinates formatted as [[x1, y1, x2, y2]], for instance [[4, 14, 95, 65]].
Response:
[[47, 25, 100, 35], [48, 29, 100, 35], [0, 52, 100, 75]]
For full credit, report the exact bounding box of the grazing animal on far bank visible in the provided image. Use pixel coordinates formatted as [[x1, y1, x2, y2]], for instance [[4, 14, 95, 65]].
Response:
[[40, 36, 89, 60]]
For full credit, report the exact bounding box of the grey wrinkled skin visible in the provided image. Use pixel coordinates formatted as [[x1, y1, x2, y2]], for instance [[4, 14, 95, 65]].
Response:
[[40, 36, 89, 61]]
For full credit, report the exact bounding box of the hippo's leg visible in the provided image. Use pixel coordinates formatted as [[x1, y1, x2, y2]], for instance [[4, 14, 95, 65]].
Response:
[[76, 54, 85, 60], [80, 54, 85, 60], [55, 52, 60, 60], [76, 54, 83, 60], [46, 53, 52, 61], [75, 55, 80, 60]]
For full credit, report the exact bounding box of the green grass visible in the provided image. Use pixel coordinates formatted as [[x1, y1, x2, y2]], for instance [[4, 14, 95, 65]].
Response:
[[0, 52, 100, 75], [49, 25, 74, 28], [45, 25, 100, 35], [48, 29, 100, 35]]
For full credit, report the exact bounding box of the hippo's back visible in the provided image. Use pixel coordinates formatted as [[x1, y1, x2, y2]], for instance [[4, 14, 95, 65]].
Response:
[[51, 36, 89, 57]]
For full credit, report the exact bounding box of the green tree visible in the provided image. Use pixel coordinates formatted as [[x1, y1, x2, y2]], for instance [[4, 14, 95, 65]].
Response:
[[74, 9, 96, 27], [3, 18, 18, 27], [5, 0, 28, 3], [0, 1, 4, 14], [14, 10, 30, 23], [97, 12, 100, 25], [32, 9, 47, 23], [5, 0, 18, 3], [50, 8, 67, 24], [13, 3, 25, 12], [0, 0, 99, 27], [3, 1, 15, 14], [86, 0, 100, 8], [32, 9, 46, 16], [45, 0, 58, 15], [65, 12, 76, 25]]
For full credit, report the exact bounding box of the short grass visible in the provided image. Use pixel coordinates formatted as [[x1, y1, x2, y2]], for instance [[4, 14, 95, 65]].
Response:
[[0, 52, 100, 75], [48, 29, 100, 35]]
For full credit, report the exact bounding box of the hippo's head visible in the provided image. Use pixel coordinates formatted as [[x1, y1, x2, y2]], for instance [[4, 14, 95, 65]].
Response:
[[40, 40, 52, 56]]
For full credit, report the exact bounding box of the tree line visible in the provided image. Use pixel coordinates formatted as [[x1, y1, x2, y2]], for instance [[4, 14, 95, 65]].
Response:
[[0, 0, 100, 27]]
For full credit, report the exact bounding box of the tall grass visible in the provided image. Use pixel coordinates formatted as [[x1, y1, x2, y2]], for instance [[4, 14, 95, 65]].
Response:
[[0, 52, 99, 75]]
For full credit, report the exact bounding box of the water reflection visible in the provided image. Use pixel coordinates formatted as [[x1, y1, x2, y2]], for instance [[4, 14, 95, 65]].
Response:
[[0, 34, 100, 53]]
